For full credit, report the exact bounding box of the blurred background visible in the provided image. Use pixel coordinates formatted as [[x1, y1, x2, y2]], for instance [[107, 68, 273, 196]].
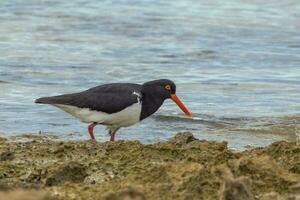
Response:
[[0, 0, 299, 149]]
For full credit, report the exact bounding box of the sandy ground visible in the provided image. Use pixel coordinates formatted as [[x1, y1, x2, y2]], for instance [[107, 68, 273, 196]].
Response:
[[0, 132, 299, 200]]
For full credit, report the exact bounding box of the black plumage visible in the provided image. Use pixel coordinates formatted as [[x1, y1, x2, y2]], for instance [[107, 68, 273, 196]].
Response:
[[36, 83, 141, 114]]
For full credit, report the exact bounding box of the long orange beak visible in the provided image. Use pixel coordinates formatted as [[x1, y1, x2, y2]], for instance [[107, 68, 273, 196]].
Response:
[[171, 94, 192, 118]]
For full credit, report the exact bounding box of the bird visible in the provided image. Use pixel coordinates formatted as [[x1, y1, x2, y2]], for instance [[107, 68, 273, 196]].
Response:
[[35, 79, 192, 141]]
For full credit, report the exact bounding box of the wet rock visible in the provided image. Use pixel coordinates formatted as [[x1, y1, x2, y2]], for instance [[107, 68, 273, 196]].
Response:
[[45, 162, 87, 186]]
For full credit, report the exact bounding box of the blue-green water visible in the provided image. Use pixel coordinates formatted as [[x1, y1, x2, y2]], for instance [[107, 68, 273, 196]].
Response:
[[0, 0, 300, 149]]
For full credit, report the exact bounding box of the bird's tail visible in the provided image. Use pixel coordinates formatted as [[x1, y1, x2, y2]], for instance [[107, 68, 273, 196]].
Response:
[[35, 97, 54, 104], [35, 93, 78, 105]]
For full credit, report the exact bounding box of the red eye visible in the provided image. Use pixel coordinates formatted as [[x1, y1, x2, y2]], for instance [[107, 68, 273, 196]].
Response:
[[165, 85, 171, 90]]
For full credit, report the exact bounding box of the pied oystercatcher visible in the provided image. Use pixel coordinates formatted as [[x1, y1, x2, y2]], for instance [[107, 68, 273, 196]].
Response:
[[35, 79, 192, 141]]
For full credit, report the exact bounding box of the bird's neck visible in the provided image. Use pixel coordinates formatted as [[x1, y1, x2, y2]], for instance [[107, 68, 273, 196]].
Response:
[[140, 91, 165, 120]]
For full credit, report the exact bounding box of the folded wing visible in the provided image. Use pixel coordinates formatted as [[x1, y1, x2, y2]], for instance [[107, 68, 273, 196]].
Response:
[[35, 83, 142, 114]]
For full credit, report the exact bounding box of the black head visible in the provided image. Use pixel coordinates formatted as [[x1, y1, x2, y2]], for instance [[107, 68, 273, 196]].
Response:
[[141, 79, 192, 119], [142, 79, 176, 99]]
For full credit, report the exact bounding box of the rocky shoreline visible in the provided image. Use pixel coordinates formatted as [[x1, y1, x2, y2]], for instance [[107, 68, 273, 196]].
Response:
[[0, 132, 299, 200]]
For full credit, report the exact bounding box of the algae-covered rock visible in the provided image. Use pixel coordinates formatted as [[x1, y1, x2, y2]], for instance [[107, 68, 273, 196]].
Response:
[[230, 155, 300, 194], [0, 132, 298, 200], [0, 190, 58, 200], [166, 132, 197, 147], [216, 165, 254, 200], [0, 151, 14, 161], [0, 137, 7, 144], [248, 141, 300, 174], [46, 162, 87, 186], [103, 188, 146, 200], [219, 177, 254, 200]]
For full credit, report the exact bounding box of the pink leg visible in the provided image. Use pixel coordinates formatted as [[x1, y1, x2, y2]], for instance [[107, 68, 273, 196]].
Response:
[[110, 132, 115, 142], [88, 123, 96, 141]]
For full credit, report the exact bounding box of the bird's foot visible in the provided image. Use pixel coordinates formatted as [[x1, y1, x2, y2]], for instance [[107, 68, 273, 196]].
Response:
[[89, 138, 96, 143]]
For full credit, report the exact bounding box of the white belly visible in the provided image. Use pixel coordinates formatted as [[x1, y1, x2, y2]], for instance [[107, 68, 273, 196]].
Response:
[[54, 103, 142, 128]]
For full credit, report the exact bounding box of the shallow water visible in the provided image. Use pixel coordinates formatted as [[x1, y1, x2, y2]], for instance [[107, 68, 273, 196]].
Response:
[[0, 0, 300, 149]]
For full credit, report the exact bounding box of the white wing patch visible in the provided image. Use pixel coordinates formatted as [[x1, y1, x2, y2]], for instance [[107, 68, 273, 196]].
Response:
[[132, 91, 142, 103]]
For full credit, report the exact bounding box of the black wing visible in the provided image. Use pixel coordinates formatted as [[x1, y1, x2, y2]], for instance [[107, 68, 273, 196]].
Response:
[[35, 83, 142, 114]]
